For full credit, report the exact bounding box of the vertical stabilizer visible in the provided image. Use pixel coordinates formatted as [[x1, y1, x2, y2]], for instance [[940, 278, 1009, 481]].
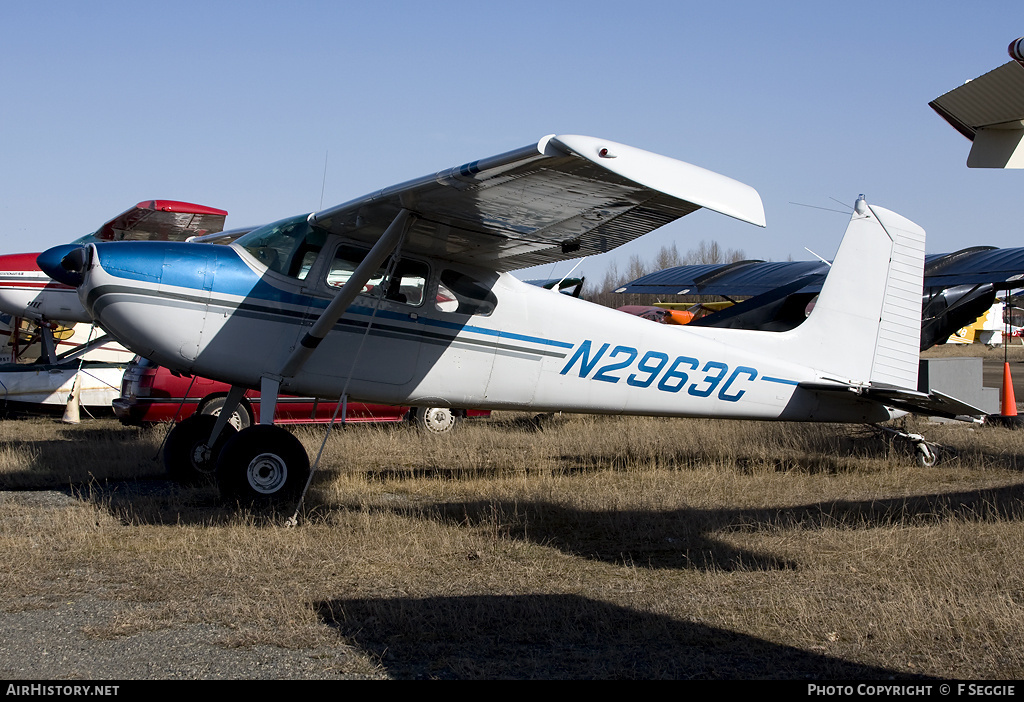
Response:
[[783, 197, 925, 389]]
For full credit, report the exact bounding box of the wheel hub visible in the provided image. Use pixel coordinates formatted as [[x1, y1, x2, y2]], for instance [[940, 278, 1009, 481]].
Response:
[[423, 408, 454, 433], [190, 443, 214, 475], [246, 452, 288, 494]]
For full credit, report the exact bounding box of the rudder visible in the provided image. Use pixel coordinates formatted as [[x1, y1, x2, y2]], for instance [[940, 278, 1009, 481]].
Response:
[[782, 197, 925, 390]]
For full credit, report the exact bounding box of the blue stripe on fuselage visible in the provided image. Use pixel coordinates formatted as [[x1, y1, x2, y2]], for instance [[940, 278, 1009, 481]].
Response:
[[761, 376, 799, 386], [92, 241, 574, 350]]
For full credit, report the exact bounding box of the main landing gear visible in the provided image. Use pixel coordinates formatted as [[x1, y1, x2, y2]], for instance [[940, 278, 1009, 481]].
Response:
[[163, 414, 237, 485], [163, 418, 310, 503], [162, 209, 415, 505], [216, 425, 310, 503]]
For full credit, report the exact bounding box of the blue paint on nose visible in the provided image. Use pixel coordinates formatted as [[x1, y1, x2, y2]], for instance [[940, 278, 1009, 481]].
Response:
[[37, 244, 88, 287]]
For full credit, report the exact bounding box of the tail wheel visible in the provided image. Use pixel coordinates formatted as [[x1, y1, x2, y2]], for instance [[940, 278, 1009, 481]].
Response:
[[216, 425, 310, 504], [163, 414, 238, 485], [915, 442, 939, 468], [413, 407, 459, 434]]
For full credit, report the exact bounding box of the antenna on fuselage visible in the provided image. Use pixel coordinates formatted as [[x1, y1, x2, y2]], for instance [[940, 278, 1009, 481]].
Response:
[[804, 247, 832, 267], [319, 150, 329, 210], [788, 200, 854, 215]]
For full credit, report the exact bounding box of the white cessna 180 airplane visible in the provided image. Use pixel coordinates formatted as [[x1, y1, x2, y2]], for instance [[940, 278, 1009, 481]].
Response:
[[38, 134, 981, 502]]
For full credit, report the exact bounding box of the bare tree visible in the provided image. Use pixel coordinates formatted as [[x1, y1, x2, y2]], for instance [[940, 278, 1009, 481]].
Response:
[[654, 242, 682, 270], [584, 239, 748, 308]]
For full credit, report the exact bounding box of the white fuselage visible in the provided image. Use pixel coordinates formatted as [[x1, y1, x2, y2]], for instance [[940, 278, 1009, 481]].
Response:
[[79, 240, 895, 424]]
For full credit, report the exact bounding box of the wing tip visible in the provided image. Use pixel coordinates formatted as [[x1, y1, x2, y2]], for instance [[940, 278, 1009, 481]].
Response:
[[549, 134, 766, 228]]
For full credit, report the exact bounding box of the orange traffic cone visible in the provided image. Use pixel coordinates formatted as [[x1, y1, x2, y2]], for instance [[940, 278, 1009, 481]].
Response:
[[1002, 362, 1018, 417]]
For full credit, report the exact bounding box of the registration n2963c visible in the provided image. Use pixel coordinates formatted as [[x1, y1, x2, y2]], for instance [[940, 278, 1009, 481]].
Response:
[[559, 340, 757, 402]]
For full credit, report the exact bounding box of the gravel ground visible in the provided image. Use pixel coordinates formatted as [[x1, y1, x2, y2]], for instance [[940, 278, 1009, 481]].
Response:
[[0, 490, 385, 681], [0, 601, 379, 680]]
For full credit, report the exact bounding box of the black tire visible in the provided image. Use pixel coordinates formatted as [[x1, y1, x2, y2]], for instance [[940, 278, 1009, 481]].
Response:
[[199, 395, 252, 431], [163, 414, 238, 485], [413, 406, 459, 434], [215, 425, 310, 504]]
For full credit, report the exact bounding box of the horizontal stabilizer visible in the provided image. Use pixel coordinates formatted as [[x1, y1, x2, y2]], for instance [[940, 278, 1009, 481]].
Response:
[[800, 381, 988, 419]]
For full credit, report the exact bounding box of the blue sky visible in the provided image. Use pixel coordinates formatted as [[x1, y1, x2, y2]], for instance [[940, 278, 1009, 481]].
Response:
[[2, 1, 1022, 286]]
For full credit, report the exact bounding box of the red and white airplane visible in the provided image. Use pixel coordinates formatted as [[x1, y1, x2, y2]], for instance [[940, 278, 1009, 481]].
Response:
[[0, 200, 232, 362]]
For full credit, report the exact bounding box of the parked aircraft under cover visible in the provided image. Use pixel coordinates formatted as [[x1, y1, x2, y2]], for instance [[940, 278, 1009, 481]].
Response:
[[615, 246, 1024, 349]]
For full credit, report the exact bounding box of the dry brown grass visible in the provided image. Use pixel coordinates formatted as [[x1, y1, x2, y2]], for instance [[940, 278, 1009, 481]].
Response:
[[2, 411, 1024, 679]]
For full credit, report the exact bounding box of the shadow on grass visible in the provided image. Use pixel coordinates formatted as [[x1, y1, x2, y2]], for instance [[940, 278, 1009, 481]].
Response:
[[9, 418, 1024, 569], [56, 476, 1024, 569], [405, 480, 1024, 571], [316, 592, 930, 680]]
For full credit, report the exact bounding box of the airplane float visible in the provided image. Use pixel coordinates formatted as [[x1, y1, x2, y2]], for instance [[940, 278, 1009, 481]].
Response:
[[37, 134, 984, 503]]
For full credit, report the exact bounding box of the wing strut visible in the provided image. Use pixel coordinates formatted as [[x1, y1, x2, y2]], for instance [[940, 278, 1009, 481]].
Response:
[[259, 209, 415, 424]]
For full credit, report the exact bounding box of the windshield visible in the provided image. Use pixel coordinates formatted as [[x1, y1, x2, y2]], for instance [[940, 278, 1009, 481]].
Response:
[[234, 214, 327, 279]]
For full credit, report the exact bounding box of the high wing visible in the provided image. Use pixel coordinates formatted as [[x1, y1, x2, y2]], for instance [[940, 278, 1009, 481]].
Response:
[[309, 134, 765, 271], [929, 59, 1024, 168], [923, 246, 1024, 289], [89, 200, 229, 242]]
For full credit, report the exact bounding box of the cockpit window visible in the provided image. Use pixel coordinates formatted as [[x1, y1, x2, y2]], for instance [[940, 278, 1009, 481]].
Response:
[[435, 269, 496, 315], [327, 244, 428, 306], [235, 214, 327, 279]]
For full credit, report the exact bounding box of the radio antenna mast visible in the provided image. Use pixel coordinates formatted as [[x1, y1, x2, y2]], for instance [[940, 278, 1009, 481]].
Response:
[[319, 151, 329, 210]]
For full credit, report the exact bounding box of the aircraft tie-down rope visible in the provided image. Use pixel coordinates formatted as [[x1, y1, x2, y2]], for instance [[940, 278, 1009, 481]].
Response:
[[154, 374, 200, 461], [69, 324, 97, 420], [287, 232, 409, 527]]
